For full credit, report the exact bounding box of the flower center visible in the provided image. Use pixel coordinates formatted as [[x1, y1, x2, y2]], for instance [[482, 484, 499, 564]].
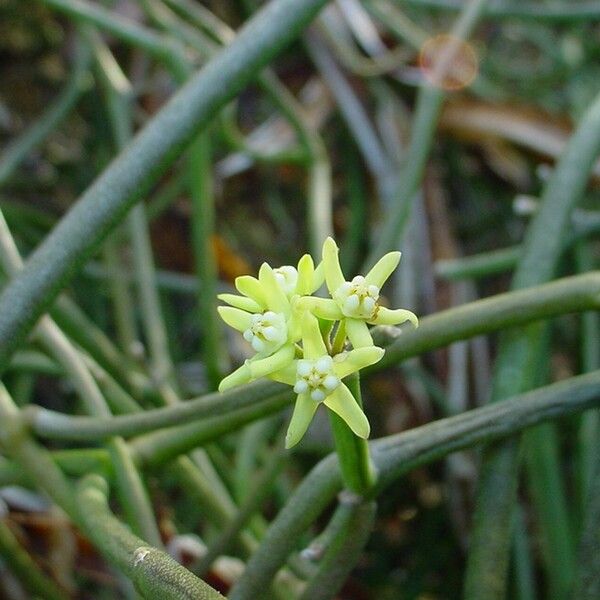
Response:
[[273, 265, 298, 296], [293, 355, 340, 402], [243, 311, 287, 354], [334, 276, 380, 319]]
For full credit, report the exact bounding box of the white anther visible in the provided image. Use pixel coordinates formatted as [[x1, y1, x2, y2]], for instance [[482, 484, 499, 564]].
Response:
[[294, 380, 309, 394], [323, 374, 340, 391], [315, 356, 333, 373], [297, 359, 312, 377], [311, 389, 326, 402]]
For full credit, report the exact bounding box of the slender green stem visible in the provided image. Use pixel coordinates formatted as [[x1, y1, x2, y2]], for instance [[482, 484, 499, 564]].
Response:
[[0, 516, 65, 600], [26, 379, 286, 440], [299, 496, 376, 600], [131, 392, 293, 468], [512, 506, 537, 600], [434, 215, 600, 280], [51, 294, 149, 401], [110, 438, 163, 548], [376, 271, 600, 370], [101, 240, 139, 357], [328, 373, 376, 495], [76, 474, 225, 599], [7, 350, 62, 376], [189, 134, 225, 389], [575, 242, 600, 511], [572, 445, 600, 600], [434, 246, 521, 280], [0, 386, 79, 520]]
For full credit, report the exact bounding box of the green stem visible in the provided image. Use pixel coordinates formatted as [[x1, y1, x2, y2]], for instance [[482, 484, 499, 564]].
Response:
[[0, 386, 79, 520], [76, 474, 224, 600], [110, 438, 163, 548], [299, 496, 376, 600], [132, 392, 293, 468], [328, 373, 376, 495], [0, 516, 65, 600], [27, 380, 287, 440], [189, 134, 225, 389]]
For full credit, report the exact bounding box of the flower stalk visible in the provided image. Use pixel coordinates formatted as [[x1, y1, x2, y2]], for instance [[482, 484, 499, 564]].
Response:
[[329, 372, 377, 495]]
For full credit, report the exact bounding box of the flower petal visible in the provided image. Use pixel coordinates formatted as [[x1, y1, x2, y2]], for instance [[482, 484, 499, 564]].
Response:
[[235, 275, 266, 307], [218, 362, 251, 392], [370, 307, 418, 327], [301, 311, 328, 359], [345, 318, 373, 348], [364, 251, 401, 288], [218, 293, 262, 313], [248, 344, 295, 379], [295, 297, 342, 321], [285, 393, 318, 449], [324, 384, 370, 439], [311, 261, 325, 293], [296, 254, 315, 295], [334, 346, 385, 379], [268, 361, 297, 385], [322, 237, 345, 293], [217, 306, 253, 332], [285, 309, 301, 342], [258, 263, 290, 314]]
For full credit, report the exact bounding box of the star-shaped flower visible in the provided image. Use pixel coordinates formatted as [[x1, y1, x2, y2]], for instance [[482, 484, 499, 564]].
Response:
[[296, 237, 418, 348], [269, 311, 384, 448], [217, 255, 323, 391]]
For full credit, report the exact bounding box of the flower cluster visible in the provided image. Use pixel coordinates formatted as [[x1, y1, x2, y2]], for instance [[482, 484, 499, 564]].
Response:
[[218, 238, 418, 448]]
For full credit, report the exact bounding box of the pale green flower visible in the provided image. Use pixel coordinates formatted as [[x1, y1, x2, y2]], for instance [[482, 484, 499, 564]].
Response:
[[217, 255, 323, 391], [269, 311, 384, 448], [297, 237, 418, 348]]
